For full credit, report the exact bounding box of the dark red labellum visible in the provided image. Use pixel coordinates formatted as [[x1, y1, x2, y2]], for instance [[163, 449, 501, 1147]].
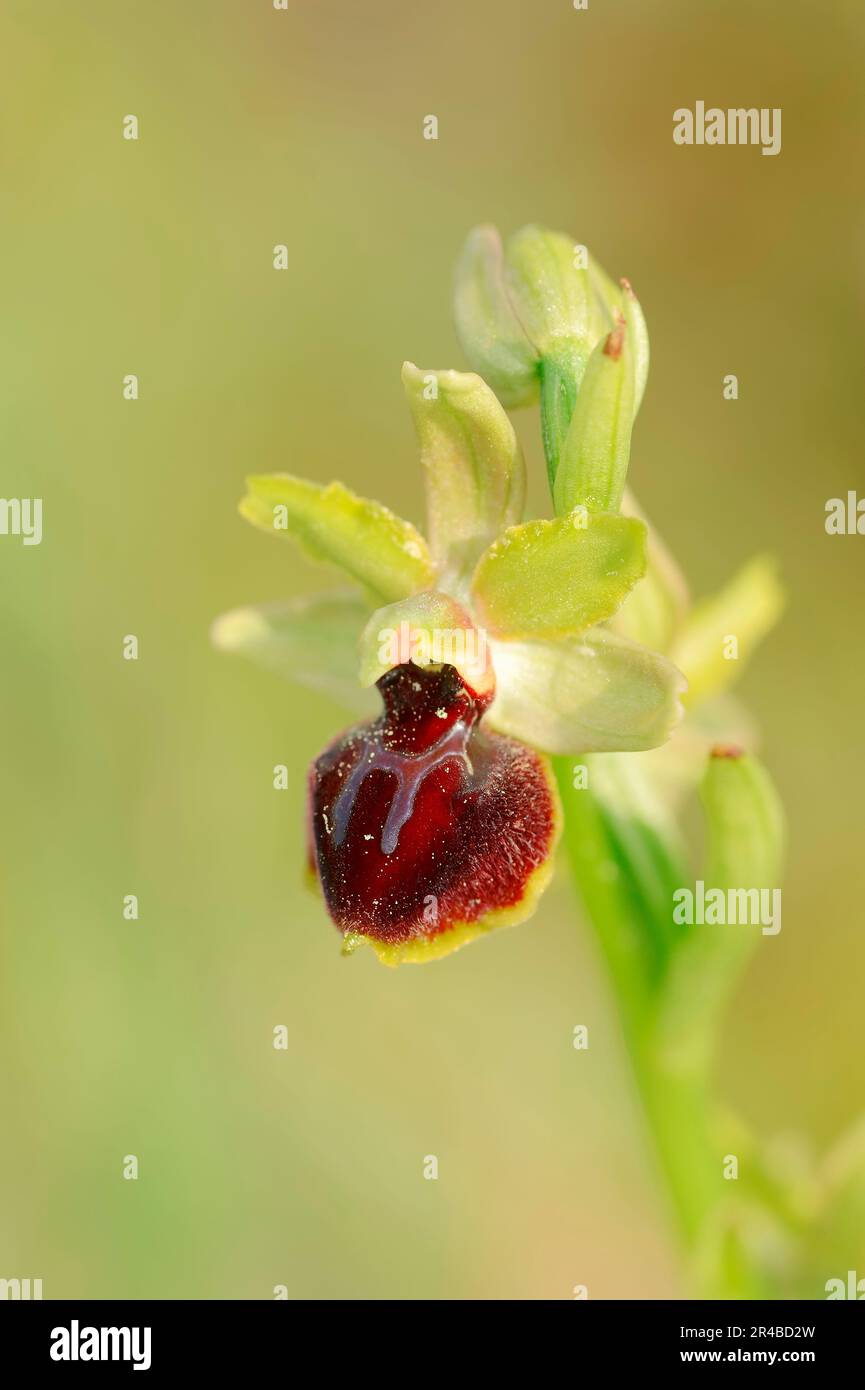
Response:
[[308, 662, 560, 963]]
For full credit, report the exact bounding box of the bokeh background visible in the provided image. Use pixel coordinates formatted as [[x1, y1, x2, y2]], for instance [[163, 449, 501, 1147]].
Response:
[[1, 0, 864, 1299]]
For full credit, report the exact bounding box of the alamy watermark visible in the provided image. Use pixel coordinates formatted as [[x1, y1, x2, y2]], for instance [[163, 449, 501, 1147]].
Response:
[[673, 880, 782, 935], [825, 491, 865, 535], [377, 621, 488, 673], [673, 102, 781, 157], [0, 1276, 42, 1299], [826, 1270, 865, 1299], [50, 1321, 151, 1371], [0, 497, 42, 545]]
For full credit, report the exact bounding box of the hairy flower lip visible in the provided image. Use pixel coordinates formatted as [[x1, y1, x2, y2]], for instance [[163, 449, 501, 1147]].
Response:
[[307, 661, 561, 965]]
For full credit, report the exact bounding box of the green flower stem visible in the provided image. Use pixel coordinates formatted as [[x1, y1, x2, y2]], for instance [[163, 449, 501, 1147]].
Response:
[[631, 1041, 718, 1243], [554, 760, 717, 1237], [554, 754, 780, 1298], [538, 350, 582, 493]]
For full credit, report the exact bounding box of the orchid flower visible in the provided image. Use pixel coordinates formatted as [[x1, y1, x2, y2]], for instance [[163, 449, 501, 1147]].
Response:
[[212, 225, 788, 975], [212, 233, 688, 965]]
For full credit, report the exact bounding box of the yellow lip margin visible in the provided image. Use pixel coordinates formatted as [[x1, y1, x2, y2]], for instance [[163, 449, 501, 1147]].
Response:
[[337, 752, 563, 967]]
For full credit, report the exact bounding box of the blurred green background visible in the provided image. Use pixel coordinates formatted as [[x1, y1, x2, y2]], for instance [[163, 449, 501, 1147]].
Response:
[[1, 0, 864, 1299]]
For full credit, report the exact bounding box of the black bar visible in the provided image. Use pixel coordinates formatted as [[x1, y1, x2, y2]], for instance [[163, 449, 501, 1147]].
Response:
[[1, 1298, 858, 1375]]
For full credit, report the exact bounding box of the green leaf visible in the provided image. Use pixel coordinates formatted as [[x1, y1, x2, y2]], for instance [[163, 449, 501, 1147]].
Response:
[[670, 555, 785, 705], [553, 318, 636, 516], [210, 592, 376, 715], [239, 475, 434, 604], [401, 363, 525, 592], [471, 511, 647, 640], [453, 225, 539, 408], [488, 626, 686, 754]]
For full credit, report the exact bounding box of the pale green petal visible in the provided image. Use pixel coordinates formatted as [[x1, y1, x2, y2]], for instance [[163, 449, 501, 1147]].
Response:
[[670, 555, 784, 705], [611, 488, 690, 651], [401, 362, 525, 592], [210, 592, 376, 715], [471, 511, 646, 640], [357, 590, 494, 697], [239, 474, 434, 603], [488, 627, 686, 754], [453, 225, 539, 408]]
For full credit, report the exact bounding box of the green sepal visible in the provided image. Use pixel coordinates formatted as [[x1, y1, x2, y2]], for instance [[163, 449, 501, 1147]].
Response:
[[210, 592, 376, 715], [239, 474, 434, 604]]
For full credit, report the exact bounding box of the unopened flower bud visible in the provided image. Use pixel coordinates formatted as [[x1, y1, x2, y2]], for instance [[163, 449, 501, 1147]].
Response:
[[503, 223, 612, 368], [453, 226, 540, 408]]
